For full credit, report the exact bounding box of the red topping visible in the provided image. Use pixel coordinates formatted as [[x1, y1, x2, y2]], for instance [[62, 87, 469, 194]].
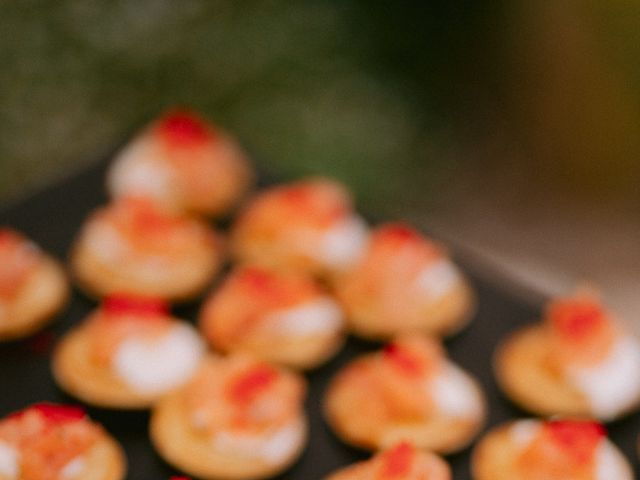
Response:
[[103, 294, 169, 318], [549, 297, 607, 341], [544, 420, 606, 464], [381, 442, 415, 477], [228, 364, 278, 404], [123, 197, 176, 232], [8, 403, 86, 424], [157, 109, 215, 148], [379, 224, 422, 246], [239, 267, 277, 294], [383, 343, 424, 376], [169, 477, 190, 480]]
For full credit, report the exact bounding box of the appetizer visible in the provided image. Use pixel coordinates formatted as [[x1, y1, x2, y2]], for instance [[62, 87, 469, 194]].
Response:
[[70, 196, 223, 301], [150, 354, 308, 480], [324, 442, 451, 480], [199, 265, 345, 370], [230, 178, 369, 276], [53, 295, 205, 409], [0, 227, 69, 340], [107, 108, 253, 217], [0, 403, 126, 480], [334, 223, 475, 339], [471, 418, 633, 480], [494, 290, 640, 420], [324, 334, 486, 454]]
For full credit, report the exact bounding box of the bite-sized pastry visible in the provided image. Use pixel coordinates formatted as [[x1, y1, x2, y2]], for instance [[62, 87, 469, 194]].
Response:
[[0, 402, 126, 480], [230, 178, 369, 276], [150, 354, 308, 480], [0, 227, 69, 340], [199, 265, 345, 370], [494, 290, 640, 421], [70, 196, 224, 301], [334, 223, 475, 339], [324, 334, 486, 454], [53, 295, 206, 409], [324, 442, 451, 480], [471, 418, 633, 480], [106, 108, 254, 217]]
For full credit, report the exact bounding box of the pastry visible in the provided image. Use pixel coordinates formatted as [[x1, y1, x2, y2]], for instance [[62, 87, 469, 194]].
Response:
[[324, 334, 486, 454], [494, 290, 640, 420], [471, 418, 633, 480], [53, 294, 206, 409], [324, 442, 451, 480], [150, 354, 308, 480], [0, 227, 69, 340], [199, 265, 345, 369], [230, 178, 369, 276], [334, 223, 475, 339], [70, 196, 224, 301], [107, 108, 253, 217], [0, 402, 126, 480]]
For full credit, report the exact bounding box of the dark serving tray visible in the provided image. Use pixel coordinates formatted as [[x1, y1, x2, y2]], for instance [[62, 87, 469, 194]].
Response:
[[1, 156, 639, 480]]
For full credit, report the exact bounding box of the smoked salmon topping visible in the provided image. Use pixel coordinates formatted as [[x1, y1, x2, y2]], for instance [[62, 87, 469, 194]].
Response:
[[381, 336, 443, 378], [240, 179, 351, 231], [543, 420, 606, 464], [91, 296, 172, 365], [380, 442, 415, 477], [546, 294, 618, 366], [383, 343, 425, 377], [378, 224, 422, 246], [233, 266, 318, 308], [372, 223, 442, 263], [0, 403, 101, 480], [157, 109, 215, 149], [227, 364, 279, 405], [548, 297, 609, 342], [103, 294, 169, 318], [0, 228, 39, 299]]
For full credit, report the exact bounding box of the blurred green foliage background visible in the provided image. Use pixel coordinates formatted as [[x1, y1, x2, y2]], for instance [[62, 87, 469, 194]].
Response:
[[1, 0, 639, 218]]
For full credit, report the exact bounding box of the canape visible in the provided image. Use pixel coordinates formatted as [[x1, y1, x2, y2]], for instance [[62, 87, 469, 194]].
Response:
[[494, 290, 640, 421], [471, 418, 633, 480], [53, 295, 206, 409], [199, 265, 345, 370], [150, 354, 308, 480], [334, 223, 475, 339], [70, 196, 223, 301], [0, 227, 69, 340], [107, 108, 253, 217], [324, 334, 486, 454]]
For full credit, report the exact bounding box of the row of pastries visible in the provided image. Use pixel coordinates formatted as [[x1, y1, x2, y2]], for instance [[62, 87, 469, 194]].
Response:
[[0, 109, 639, 479]]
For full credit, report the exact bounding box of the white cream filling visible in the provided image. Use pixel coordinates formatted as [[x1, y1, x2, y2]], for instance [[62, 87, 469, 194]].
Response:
[[107, 140, 174, 201], [259, 298, 344, 337], [595, 441, 633, 480], [568, 337, 640, 420], [211, 421, 302, 465], [429, 363, 482, 417], [113, 323, 205, 395], [509, 420, 541, 447], [315, 215, 368, 270], [60, 456, 86, 479], [0, 441, 19, 479], [415, 259, 460, 300]]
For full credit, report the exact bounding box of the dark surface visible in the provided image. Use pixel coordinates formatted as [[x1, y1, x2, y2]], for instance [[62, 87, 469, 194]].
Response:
[[1, 157, 639, 480]]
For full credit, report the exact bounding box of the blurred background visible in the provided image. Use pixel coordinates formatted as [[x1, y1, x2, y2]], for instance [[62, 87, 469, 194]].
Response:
[[1, 1, 639, 324]]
